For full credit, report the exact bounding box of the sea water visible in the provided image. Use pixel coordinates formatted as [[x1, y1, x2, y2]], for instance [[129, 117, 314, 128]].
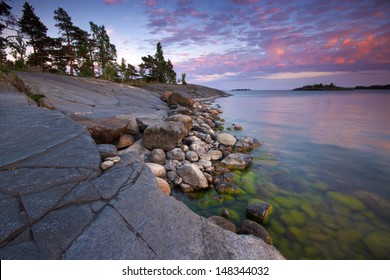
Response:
[[174, 90, 390, 259]]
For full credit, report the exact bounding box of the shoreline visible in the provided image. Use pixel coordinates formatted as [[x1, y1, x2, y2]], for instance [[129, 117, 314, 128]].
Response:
[[0, 71, 284, 260]]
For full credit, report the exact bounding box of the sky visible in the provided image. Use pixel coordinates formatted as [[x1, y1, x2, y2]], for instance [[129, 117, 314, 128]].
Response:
[[7, 0, 390, 90]]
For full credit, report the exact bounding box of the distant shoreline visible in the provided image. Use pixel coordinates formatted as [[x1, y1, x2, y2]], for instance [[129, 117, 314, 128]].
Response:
[[293, 83, 390, 91]]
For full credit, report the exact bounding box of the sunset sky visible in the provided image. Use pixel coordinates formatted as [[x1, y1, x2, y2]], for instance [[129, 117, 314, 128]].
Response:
[[9, 0, 390, 89]]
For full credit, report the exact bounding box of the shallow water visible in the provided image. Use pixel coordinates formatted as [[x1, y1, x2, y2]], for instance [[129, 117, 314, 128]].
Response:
[[174, 90, 390, 259]]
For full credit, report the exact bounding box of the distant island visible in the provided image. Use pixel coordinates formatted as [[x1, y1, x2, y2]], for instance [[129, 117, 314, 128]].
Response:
[[293, 83, 390, 91], [232, 88, 251, 91], [293, 83, 350, 91]]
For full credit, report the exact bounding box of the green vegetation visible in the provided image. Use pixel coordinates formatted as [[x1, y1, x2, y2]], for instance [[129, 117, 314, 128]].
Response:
[[0, 0, 180, 85]]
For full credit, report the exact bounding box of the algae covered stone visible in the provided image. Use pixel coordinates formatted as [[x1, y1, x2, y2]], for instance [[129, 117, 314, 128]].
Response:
[[246, 201, 273, 223]]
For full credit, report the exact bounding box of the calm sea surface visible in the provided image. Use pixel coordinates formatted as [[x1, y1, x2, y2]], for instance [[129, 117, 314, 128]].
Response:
[[174, 90, 390, 259]]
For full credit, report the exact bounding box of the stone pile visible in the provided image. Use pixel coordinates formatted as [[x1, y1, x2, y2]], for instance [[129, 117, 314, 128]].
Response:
[[141, 93, 261, 195]]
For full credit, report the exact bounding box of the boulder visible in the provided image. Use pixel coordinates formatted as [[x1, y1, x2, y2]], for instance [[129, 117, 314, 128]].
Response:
[[161, 91, 173, 102], [206, 149, 223, 160], [143, 121, 187, 151], [167, 93, 195, 108], [246, 202, 273, 223], [37, 97, 55, 110], [234, 136, 261, 153], [216, 133, 237, 146], [115, 115, 139, 136], [167, 171, 183, 186], [77, 118, 130, 144], [145, 163, 166, 178], [115, 134, 135, 149], [177, 164, 209, 189], [166, 114, 193, 133], [156, 178, 171, 196], [240, 220, 272, 244], [221, 153, 252, 170], [208, 216, 237, 233], [166, 148, 185, 161], [150, 149, 166, 165], [97, 144, 118, 160]]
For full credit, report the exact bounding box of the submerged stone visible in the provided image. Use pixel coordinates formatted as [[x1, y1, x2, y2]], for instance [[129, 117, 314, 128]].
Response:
[[240, 220, 272, 244], [246, 202, 273, 223], [327, 191, 366, 211]]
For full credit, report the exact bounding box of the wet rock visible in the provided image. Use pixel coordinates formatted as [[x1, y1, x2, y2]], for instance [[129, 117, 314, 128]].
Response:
[[115, 115, 139, 136], [156, 178, 171, 196], [167, 114, 193, 133], [208, 216, 237, 233], [145, 163, 166, 178], [240, 220, 272, 244], [185, 151, 199, 162], [246, 202, 273, 223], [150, 149, 166, 165], [143, 121, 187, 151], [97, 144, 118, 160], [233, 124, 243, 131], [177, 163, 209, 189], [115, 134, 135, 149], [221, 153, 252, 170], [216, 133, 237, 146], [234, 136, 261, 152], [178, 183, 194, 192], [166, 148, 185, 161], [104, 156, 121, 163]]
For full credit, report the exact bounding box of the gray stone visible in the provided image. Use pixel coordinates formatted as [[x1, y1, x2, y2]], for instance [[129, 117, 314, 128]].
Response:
[[118, 138, 151, 161], [185, 151, 199, 162], [167, 171, 182, 186], [0, 194, 28, 243], [167, 114, 193, 133], [189, 141, 208, 155], [216, 133, 237, 146], [143, 121, 187, 151], [177, 164, 209, 189], [221, 153, 252, 170], [166, 148, 185, 161], [150, 149, 166, 165], [115, 114, 139, 136], [97, 144, 118, 159]]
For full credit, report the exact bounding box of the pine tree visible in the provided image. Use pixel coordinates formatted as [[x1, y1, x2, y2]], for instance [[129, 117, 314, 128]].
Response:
[[89, 21, 117, 76], [54, 7, 76, 76], [19, 2, 49, 69], [154, 42, 167, 83], [0, 0, 15, 64], [8, 31, 27, 67], [166, 59, 177, 84], [73, 26, 94, 76]]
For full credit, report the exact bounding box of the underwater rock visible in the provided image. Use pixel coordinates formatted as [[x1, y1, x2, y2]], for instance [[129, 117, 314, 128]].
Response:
[[246, 201, 273, 223]]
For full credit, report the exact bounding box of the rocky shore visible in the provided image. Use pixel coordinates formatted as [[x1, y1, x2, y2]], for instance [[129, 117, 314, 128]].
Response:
[[0, 71, 284, 259]]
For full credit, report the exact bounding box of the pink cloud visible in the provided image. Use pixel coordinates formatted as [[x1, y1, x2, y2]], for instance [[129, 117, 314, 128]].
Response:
[[144, 0, 157, 7]]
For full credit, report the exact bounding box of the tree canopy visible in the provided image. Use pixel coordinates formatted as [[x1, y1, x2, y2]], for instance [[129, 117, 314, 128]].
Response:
[[1, 2, 178, 85]]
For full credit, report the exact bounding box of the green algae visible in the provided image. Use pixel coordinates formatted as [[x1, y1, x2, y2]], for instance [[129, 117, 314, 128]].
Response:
[[287, 227, 306, 242], [337, 229, 363, 244], [363, 231, 390, 259], [269, 219, 286, 234], [300, 203, 317, 219], [327, 191, 366, 211]]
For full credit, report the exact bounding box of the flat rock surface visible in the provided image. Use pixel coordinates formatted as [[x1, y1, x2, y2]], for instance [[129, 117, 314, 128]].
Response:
[[0, 73, 284, 260], [15, 72, 169, 122]]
